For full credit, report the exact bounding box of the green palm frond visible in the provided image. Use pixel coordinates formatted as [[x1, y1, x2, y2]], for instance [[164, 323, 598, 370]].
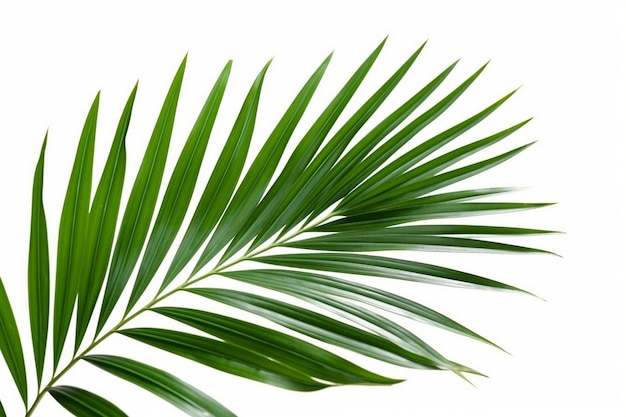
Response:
[[0, 40, 554, 417]]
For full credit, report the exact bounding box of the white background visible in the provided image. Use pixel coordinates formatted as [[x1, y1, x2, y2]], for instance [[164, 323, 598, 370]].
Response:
[[0, 1, 624, 416]]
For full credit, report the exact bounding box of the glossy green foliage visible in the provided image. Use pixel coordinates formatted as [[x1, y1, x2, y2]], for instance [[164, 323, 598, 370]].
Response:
[[49, 386, 128, 417], [0, 41, 553, 417], [0, 277, 28, 405], [53, 94, 99, 370], [84, 355, 236, 417], [28, 138, 50, 385], [75, 85, 137, 351]]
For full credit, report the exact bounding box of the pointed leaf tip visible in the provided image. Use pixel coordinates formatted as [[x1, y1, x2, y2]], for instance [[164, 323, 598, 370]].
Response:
[[74, 79, 138, 349], [53, 92, 99, 367], [127, 58, 231, 308], [97, 57, 186, 331]]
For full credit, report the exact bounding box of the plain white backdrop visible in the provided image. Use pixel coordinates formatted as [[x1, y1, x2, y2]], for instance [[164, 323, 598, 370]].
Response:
[[0, 1, 624, 416]]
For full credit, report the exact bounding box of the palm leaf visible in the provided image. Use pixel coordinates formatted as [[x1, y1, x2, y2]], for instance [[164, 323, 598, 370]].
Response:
[[28, 136, 50, 386], [119, 327, 329, 391], [0, 276, 28, 406], [190, 53, 332, 272], [188, 288, 463, 370], [53, 93, 99, 370], [127, 61, 231, 310], [84, 355, 236, 417], [151, 306, 400, 386], [160, 60, 270, 288], [218, 267, 519, 342], [96, 58, 187, 334], [49, 386, 128, 417], [249, 41, 425, 248], [0, 41, 555, 417], [74, 84, 137, 352], [218, 39, 388, 263]]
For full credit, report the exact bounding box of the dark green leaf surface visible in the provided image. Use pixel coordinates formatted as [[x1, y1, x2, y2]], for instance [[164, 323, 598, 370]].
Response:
[[400, 121, 529, 181], [256, 252, 524, 293], [266, 289, 477, 375], [194, 54, 332, 269], [53, 93, 99, 370], [338, 224, 552, 236], [128, 61, 231, 309], [98, 58, 186, 333], [49, 386, 128, 417], [153, 306, 400, 386], [344, 142, 535, 215], [287, 226, 552, 254], [0, 399, 5, 417], [318, 201, 552, 231], [220, 268, 509, 344], [28, 136, 50, 385], [4, 44, 554, 416], [189, 288, 449, 370], [120, 327, 328, 391], [163, 61, 270, 286], [347, 120, 530, 211], [0, 277, 28, 405], [334, 64, 493, 212], [401, 187, 518, 205], [85, 355, 236, 417], [261, 42, 426, 242], [75, 84, 137, 351], [221, 38, 387, 262], [306, 59, 458, 222]]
